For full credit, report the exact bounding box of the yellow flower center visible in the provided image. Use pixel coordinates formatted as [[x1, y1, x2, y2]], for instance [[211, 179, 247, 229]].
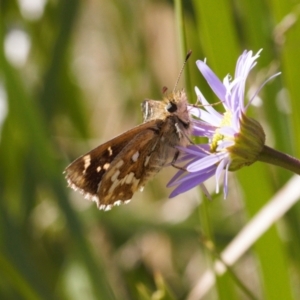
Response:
[[210, 111, 233, 153]]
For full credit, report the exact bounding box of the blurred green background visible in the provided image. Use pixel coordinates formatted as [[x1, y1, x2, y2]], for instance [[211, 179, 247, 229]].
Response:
[[1, 0, 300, 299]]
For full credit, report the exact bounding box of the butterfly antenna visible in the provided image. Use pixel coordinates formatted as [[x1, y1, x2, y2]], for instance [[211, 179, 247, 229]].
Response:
[[173, 50, 192, 92]]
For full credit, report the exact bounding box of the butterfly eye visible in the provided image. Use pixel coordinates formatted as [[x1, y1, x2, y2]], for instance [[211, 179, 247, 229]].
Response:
[[166, 102, 177, 113]]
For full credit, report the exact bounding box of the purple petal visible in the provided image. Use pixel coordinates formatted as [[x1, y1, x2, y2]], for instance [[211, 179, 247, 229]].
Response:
[[227, 77, 244, 112], [169, 168, 216, 197], [167, 150, 208, 187], [196, 109, 221, 126], [196, 60, 227, 102], [187, 153, 227, 172], [223, 163, 230, 198], [192, 126, 210, 137], [178, 146, 208, 157], [235, 50, 261, 79], [215, 158, 228, 193], [192, 120, 216, 137], [168, 164, 216, 187]]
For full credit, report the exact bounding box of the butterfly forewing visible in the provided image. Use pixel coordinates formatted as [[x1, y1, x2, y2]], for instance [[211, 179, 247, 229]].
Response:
[[65, 122, 156, 194]]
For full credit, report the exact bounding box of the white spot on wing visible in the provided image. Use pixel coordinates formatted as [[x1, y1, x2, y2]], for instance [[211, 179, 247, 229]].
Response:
[[92, 196, 98, 203], [114, 200, 122, 206], [115, 160, 124, 169], [83, 155, 91, 174], [111, 170, 120, 182], [97, 166, 101, 172], [105, 205, 112, 211], [131, 151, 139, 162], [125, 172, 134, 184], [107, 146, 113, 156], [144, 155, 150, 166], [103, 163, 110, 170], [108, 179, 120, 194]]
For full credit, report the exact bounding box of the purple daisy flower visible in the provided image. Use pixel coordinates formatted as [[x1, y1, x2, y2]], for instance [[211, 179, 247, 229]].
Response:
[[168, 50, 280, 199]]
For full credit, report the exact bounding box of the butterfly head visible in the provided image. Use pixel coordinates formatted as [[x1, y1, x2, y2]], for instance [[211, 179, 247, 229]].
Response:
[[164, 90, 190, 125]]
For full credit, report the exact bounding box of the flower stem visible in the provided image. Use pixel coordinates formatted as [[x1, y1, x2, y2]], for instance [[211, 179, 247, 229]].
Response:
[[174, 0, 186, 60], [173, 0, 193, 99], [257, 145, 300, 175]]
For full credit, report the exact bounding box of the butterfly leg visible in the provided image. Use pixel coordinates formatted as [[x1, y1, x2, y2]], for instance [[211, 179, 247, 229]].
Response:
[[171, 150, 187, 171]]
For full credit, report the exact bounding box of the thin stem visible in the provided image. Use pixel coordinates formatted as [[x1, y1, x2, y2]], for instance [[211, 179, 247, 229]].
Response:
[[257, 145, 300, 175], [202, 241, 258, 300], [198, 192, 217, 295], [173, 0, 193, 99], [174, 0, 186, 64]]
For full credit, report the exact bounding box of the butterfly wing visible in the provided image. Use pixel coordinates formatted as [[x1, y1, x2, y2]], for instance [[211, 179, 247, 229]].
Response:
[[64, 119, 167, 208], [141, 99, 166, 122], [97, 122, 174, 208]]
